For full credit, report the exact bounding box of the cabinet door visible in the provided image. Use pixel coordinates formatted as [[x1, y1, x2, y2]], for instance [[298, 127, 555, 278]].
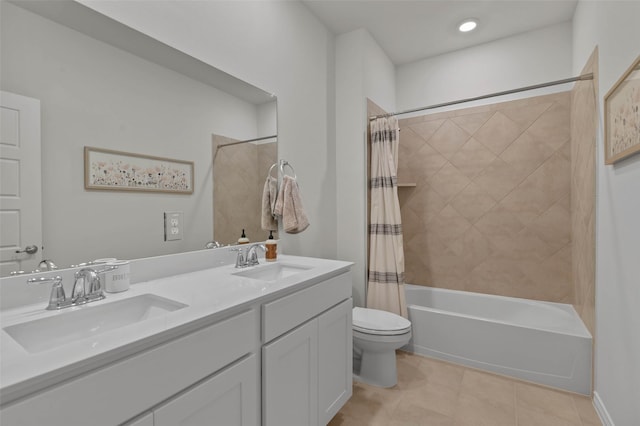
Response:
[[263, 319, 318, 426], [318, 299, 353, 425], [154, 355, 258, 426]]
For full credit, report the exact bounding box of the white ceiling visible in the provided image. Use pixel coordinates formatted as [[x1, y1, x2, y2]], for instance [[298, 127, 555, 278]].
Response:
[[301, 0, 578, 65]]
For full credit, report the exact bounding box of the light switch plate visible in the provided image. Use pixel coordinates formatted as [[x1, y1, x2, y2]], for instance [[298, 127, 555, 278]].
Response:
[[164, 211, 183, 241]]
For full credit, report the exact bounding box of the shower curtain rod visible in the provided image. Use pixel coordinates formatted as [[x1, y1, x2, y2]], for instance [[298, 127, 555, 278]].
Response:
[[217, 134, 277, 148], [368, 73, 594, 121]]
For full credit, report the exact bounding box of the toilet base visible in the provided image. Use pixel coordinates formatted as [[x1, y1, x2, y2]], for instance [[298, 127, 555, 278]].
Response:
[[354, 350, 399, 388]]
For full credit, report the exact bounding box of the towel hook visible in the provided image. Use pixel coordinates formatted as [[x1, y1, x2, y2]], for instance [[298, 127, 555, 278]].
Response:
[[279, 160, 297, 179]]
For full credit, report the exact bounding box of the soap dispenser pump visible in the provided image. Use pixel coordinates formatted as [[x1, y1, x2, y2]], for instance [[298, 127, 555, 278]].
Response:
[[238, 229, 250, 244], [265, 230, 277, 262]]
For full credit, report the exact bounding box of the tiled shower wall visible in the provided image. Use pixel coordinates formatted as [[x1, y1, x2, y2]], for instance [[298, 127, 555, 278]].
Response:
[[213, 135, 277, 245], [571, 49, 598, 336], [398, 92, 573, 303]]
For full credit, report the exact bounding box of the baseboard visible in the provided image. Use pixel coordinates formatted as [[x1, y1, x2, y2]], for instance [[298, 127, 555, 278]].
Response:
[[593, 391, 615, 426]]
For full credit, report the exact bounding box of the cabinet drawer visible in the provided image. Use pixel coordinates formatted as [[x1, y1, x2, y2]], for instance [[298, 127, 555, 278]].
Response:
[[262, 271, 351, 342], [0, 309, 257, 426]]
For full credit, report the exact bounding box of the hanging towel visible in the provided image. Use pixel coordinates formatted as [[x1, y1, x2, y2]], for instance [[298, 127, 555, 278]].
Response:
[[274, 176, 285, 216], [281, 175, 310, 234], [261, 176, 279, 231]]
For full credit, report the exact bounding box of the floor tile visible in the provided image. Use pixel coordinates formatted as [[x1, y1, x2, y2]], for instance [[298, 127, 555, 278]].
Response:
[[517, 405, 581, 426], [453, 393, 516, 426], [516, 382, 583, 424], [332, 352, 602, 426], [459, 369, 515, 407]]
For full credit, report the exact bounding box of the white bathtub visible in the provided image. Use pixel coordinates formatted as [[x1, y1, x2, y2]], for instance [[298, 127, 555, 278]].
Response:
[[404, 284, 592, 394]]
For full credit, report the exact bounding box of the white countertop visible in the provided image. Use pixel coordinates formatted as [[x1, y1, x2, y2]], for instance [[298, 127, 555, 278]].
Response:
[[0, 255, 352, 404]]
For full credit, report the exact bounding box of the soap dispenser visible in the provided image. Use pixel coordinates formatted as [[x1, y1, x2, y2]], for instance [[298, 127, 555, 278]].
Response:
[[265, 231, 277, 262], [238, 229, 250, 245]]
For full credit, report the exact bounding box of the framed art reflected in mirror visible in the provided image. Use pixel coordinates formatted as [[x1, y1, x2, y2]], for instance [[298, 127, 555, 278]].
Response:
[[84, 147, 194, 194]]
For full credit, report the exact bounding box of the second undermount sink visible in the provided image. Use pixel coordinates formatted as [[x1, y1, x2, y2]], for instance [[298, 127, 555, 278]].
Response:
[[233, 262, 312, 282], [3, 294, 188, 354]]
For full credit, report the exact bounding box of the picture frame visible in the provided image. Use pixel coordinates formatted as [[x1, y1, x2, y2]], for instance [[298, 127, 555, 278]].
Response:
[[604, 54, 640, 164], [84, 146, 194, 194]]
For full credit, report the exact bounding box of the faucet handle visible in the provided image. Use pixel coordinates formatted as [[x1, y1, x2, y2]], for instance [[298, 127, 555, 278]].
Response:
[[236, 251, 246, 268], [28, 276, 67, 310]]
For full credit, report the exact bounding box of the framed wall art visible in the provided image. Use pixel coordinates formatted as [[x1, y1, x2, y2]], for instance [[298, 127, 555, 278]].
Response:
[[84, 146, 194, 194], [604, 54, 640, 164]]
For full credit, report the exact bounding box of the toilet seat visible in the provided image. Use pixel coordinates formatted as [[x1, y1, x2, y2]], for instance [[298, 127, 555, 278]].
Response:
[[352, 307, 411, 336]]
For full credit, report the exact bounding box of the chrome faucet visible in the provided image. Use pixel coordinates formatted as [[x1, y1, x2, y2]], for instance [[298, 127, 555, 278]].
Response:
[[231, 244, 266, 268], [246, 244, 266, 267], [27, 265, 118, 311], [38, 259, 58, 271], [72, 268, 105, 305]]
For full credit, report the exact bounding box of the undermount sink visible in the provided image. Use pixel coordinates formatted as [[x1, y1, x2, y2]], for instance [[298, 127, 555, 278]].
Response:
[[3, 294, 188, 354], [233, 262, 311, 282]]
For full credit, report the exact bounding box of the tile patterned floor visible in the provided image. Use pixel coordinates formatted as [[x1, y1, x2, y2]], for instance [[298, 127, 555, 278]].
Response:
[[329, 351, 602, 426]]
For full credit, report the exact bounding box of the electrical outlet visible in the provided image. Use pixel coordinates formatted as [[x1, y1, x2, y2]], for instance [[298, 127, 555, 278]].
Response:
[[164, 211, 183, 241]]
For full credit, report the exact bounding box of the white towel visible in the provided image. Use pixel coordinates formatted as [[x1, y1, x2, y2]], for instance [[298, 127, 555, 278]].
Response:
[[281, 175, 310, 234], [261, 176, 278, 231]]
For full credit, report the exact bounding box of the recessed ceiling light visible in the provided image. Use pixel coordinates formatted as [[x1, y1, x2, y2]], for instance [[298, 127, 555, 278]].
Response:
[[458, 19, 478, 33]]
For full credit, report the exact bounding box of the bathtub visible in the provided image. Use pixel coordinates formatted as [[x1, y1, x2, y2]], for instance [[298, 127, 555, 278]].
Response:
[[404, 284, 592, 395]]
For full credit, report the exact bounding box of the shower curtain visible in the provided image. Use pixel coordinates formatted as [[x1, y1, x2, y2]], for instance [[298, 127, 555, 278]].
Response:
[[367, 117, 407, 318]]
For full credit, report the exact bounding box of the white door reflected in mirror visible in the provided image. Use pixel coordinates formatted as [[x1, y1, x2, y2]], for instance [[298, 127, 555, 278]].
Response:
[[0, 91, 42, 276]]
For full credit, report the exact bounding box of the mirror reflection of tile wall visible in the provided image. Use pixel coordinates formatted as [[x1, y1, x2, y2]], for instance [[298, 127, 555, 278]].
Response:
[[213, 135, 278, 245], [398, 92, 573, 303]]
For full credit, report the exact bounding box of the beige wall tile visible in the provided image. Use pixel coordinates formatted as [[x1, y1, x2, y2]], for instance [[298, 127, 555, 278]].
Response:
[[397, 92, 574, 303], [402, 183, 447, 223], [527, 102, 571, 151], [499, 131, 556, 177], [428, 162, 471, 202], [474, 205, 525, 238], [570, 48, 597, 336], [474, 157, 524, 202], [409, 119, 445, 141], [427, 120, 471, 160], [428, 205, 473, 247], [474, 111, 523, 155], [450, 138, 497, 178], [451, 111, 493, 134], [528, 202, 571, 252], [449, 182, 497, 224], [500, 101, 552, 132]]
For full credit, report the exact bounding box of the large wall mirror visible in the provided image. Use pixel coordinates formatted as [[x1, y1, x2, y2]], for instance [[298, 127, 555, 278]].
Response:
[[0, 0, 277, 276]]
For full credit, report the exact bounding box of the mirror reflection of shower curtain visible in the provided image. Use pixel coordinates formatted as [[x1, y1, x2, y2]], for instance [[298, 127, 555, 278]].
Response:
[[367, 117, 407, 317]]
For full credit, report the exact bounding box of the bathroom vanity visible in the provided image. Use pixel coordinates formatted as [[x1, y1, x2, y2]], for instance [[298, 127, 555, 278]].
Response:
[[0, 253, 353, 426]]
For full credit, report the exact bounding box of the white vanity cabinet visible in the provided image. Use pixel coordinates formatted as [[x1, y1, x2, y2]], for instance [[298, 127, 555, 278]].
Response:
[[262, 272, 353, 426], [0, 309, 259, 426], [0, 263, 353, 426]]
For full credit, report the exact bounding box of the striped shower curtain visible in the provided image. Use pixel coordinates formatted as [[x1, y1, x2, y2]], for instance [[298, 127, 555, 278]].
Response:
[[367, 116, 407, 318]]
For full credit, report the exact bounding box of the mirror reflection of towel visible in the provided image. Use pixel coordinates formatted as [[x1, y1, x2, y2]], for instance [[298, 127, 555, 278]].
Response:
[[277, 175, 309, 234], [261, 176, 278, 231]]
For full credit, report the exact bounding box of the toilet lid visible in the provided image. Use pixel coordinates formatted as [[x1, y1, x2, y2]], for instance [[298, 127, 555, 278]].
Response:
[[352, 307, 411, 336]]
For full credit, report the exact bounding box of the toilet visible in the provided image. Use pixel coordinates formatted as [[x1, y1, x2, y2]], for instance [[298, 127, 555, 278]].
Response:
[[352, 307, 412, 388]]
